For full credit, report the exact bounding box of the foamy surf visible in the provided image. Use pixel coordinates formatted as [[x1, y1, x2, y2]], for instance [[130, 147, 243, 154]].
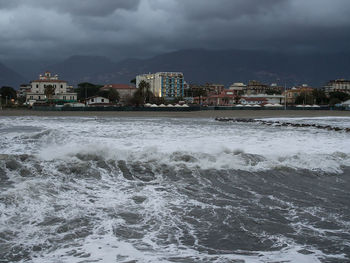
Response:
[[0, 116, 349, 262]]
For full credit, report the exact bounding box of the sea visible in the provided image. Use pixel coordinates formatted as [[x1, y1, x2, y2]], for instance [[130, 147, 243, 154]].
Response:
[[0, 116, 349, 263]]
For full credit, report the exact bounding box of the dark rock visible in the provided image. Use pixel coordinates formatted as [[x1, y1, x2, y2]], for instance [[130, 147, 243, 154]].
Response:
[[19, 168, 32, 177], [5, 159, 21, 171]]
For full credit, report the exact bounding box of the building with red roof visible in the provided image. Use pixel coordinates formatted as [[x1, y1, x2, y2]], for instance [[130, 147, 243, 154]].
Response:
[[101, 84, 137, 104]]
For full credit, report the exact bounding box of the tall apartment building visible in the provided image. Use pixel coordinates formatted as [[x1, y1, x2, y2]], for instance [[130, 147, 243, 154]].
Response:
[[26, 71, 77, 103], [323, 79, 350, 95], [136, 72, 185, 98]]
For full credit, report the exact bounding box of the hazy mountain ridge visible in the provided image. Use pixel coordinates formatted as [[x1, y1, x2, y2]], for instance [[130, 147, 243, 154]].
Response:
[[2, 49, 350, 89], [0, 62, 27, 88]]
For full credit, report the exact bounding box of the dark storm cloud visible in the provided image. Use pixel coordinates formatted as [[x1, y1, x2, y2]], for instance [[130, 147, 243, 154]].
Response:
[[0, 0, 140, 16], [0, 0, 349, 61]]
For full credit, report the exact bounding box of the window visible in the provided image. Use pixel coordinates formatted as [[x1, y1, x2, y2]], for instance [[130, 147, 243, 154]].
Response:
[[61, 85, 63, 89], [38, 96, 41, 99], [91, 99, 94, 102], [101, 99, 104, 102], [36, 84, 39, 88]]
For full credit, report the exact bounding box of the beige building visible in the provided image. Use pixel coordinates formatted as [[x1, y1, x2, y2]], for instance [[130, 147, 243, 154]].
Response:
[[324, 79, 350, 95], [136, 72, 185, 98], [26, 71, 77, 103], [228, 82, 247, 96], [285, 84, 313, 104]]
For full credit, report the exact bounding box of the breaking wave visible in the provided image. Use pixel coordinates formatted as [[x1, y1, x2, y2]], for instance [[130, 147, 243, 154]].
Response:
[[0, 116, 350, 262]]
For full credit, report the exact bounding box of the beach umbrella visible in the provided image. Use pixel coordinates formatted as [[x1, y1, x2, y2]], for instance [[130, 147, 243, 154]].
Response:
[[150, 104, 158, 107], [264, 103, 273, 107], [304, 105, 312, 108], [312, 104, 320, 108], [296, 105, 304, 107], [253, 104, 261, 107], [167, 104, 174, 107], [272, 103, 283, 107], [175, 104, 181, 107], [245, 104, 252, 107], [235, 104, 243, 107], [159, 104, 166, 107], [145, 103, 152, 107], [182, 104, 189, 107]]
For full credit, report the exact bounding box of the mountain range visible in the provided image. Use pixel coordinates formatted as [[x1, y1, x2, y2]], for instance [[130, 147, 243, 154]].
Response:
[[1, 49, 350, 89]]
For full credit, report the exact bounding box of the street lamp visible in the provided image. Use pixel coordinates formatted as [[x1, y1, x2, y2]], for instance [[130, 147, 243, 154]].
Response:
[[0, 94, 2, 110]]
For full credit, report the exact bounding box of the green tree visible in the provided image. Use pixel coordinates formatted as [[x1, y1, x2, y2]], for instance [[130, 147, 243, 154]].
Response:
[[130, 82, 154, 106], [130, 78, 136, 85], [329, 91, 349, 102], [107, 88, 120, 103], [312, 89, 329, 105], [329, 98, 342, 106], [130, 89, 144, 106], [295, 92, 314, 105], [44, 84, 56, 102], [138, 80, 153, 103], [0, 86, 17, 103], [75, 82, 102, 100]]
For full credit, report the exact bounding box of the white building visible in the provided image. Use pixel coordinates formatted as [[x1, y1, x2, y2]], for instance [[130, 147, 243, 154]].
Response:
[[86, 96, 110, 106], [245, 94, 285, 104], [324, 79, 350, 95], [136, 72, 185, 98], [26, 71, 77, 103]]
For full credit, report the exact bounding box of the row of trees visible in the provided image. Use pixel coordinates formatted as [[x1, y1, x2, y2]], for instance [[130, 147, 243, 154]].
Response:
[[295, 90, 349, 105], [0, 86, 17, 106]]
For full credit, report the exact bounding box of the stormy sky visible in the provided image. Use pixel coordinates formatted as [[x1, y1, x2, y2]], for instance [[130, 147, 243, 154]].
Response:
[[0, 0, 350, 61]]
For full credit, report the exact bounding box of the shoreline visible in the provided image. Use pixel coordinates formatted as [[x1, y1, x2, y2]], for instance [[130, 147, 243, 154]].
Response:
[[1, 109, 350, 118]]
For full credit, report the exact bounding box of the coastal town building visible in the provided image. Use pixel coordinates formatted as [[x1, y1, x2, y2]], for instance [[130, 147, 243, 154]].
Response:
[[206, 84, 225, 95], [323, 79, 350, 95], [228, 81, 283, 96], [228, 83, 246, 96], [26, 71, 77, 103], [136, 72, 185, 98], [246, 80, 269, 95], [86, 96, 110, 106], [244, 94, 284, 104], [100, 84, 137, 104], [17, 84, 31, 98], [240, 97, 268, 105], [285, 84, 313, 104]]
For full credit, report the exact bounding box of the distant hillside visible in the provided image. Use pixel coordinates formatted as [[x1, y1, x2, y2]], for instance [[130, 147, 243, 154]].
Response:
[[0, 62, 27, 88], [4, 49, 350, 88], [48, 55, 120, 86], [114, 49, 350, 87]]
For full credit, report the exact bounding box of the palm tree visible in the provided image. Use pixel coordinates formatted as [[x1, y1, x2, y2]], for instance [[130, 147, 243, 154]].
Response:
[[138, 80, 152, 103]]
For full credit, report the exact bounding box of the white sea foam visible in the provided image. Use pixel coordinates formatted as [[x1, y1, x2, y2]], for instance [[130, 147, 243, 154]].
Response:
[[1, 116, 349, 173], [1, 116, 350, 263]]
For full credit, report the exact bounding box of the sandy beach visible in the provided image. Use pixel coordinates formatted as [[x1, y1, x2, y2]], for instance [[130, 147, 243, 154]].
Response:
[[0, 109, 350, 118]]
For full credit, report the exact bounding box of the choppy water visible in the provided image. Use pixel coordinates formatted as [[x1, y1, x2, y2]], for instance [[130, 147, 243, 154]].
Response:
[[0, 116, 350, 263]]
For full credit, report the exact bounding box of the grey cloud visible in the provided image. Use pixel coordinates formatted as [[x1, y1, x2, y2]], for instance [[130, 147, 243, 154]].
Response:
[[0, 0, 140, 16], [172, 0, 289, 20], [0, 0, 350, 61]]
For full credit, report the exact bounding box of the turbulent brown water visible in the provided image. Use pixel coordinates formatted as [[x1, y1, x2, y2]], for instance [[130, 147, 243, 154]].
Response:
[[0, 116, 349, 262]]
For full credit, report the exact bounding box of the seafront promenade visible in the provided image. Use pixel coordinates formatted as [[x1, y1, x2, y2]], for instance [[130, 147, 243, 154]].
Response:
[[1, 109, 350, 118]]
